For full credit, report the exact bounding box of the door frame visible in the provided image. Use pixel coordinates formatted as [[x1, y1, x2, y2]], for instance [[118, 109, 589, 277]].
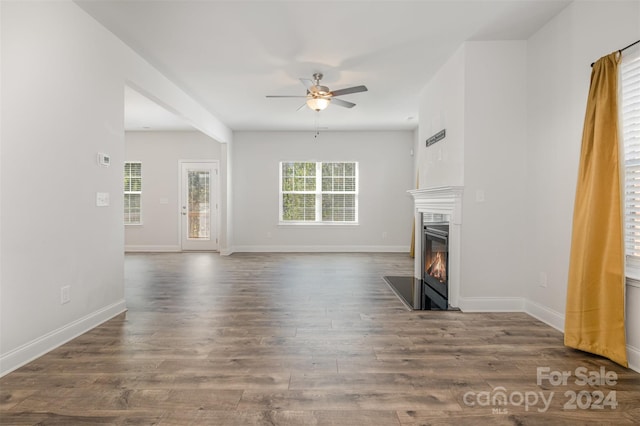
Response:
[[178, 159, 220, 251]]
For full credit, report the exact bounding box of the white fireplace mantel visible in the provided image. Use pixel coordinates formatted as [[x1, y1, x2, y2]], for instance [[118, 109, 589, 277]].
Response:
[[408, 186, 463, 309]]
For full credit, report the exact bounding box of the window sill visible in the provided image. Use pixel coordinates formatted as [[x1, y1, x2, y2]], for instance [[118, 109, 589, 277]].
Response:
[[624, 257, 640, 288], [625, 262, 640, 288], [125, 223, 144, 227]]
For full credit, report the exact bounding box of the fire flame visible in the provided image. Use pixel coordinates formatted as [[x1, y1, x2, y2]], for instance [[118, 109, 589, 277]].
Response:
[[427, 252, 446, 282]]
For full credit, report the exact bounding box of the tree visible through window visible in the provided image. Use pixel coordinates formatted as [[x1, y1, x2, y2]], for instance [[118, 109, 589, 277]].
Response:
[[280, 161, 358, 223], [187, 169, 210, 239], [124, 161, 142, 224]]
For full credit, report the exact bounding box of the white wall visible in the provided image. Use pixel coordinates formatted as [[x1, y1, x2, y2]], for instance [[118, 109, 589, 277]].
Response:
[[232, 131, 415, 252], [460, 41, 527, 301], [0, 1, 230, 376], [125, 131, 222, 251], [418, 46, 466, 189], [1, 1, 126, 374], [525, 0, 640, 370]]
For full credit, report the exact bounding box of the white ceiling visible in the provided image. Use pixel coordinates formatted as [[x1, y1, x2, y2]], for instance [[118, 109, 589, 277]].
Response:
[[78, 0, 571, 132]]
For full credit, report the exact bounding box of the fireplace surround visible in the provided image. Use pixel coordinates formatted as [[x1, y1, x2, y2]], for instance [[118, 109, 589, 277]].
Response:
[[408, 186, 463, 310]]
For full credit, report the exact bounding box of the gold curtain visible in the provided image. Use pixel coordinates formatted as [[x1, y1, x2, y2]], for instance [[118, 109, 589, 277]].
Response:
[[565, 52, 627, 367]]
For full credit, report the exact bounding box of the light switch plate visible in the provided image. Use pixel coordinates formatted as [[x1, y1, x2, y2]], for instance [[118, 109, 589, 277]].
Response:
[[96, 192, 110, 207], [97, 153, 110, 166]]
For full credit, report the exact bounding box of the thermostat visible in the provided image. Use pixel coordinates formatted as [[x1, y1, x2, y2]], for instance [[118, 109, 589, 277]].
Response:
[[97, 153, 110, 167]]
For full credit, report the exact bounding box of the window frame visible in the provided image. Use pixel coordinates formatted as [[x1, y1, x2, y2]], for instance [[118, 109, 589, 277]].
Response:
[[279, 161, 359, 225], [124, 161, 142, 225], [621, 46, 640, 287]]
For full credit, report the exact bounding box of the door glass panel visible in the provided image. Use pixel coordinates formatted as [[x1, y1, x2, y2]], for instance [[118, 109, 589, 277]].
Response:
[[188, 170, 210, 240]]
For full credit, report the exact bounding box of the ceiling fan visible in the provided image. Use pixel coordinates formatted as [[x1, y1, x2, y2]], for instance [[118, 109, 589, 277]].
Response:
[[266, 73, 368, 111]]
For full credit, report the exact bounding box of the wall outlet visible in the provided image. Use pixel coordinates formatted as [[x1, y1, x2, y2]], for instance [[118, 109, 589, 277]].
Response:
[[539, 272, 548, 288], [382, 231, 388, 240], [61, 285, 71, 304]]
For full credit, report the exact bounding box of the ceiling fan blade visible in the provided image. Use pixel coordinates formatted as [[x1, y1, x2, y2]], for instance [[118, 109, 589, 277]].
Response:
[[296, 103, 307, 111], [266, 95, 307, 98], [330, 85, 368, 97], [300, 78, 314, 89], [331, 98, 356, 109]]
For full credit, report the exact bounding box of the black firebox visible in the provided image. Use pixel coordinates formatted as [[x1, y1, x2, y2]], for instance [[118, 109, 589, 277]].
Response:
[[423, 224, 449, 310]]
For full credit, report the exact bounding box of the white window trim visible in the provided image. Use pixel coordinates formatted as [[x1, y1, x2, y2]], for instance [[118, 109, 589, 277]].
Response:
[[279, 161, 359, 225], [621, 45, 640, 286]]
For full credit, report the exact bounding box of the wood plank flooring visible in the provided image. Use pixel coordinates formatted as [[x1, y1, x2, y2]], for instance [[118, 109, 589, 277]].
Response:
[[1, 252, 639, 425]]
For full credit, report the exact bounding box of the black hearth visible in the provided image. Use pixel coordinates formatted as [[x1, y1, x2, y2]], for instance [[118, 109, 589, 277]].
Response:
[[423, 223, 449, 310]]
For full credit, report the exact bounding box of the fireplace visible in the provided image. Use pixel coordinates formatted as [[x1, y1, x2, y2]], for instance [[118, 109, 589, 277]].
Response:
[[408, 186, 463, 310], [423, 223, 449, 310]]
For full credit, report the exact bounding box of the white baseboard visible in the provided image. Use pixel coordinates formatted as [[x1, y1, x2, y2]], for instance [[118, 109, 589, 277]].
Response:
[[126, 245, 409, 254], [125, 245, 180, 252], [0, 300, 127, 377], [458, 296, 525, 312], [232, 245, 410, 253], [524, 299, 565, 332]]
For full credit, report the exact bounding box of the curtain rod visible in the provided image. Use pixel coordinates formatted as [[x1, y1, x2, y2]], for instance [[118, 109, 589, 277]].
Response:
[[591, 39, 640, 67]]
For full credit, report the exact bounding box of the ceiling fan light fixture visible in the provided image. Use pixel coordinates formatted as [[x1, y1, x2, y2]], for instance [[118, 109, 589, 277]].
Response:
[[306, 97, 330, 111]]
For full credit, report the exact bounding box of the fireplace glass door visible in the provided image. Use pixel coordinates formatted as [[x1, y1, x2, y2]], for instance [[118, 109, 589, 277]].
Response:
[[423, 224, 449, 309]]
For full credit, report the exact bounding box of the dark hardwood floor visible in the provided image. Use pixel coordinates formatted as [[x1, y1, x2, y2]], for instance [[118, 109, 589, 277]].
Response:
[[1, 252, 638, 425]]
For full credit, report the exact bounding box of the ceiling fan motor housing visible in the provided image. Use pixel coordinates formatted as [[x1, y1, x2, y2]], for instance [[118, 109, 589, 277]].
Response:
[[310, 85, 330, 97]]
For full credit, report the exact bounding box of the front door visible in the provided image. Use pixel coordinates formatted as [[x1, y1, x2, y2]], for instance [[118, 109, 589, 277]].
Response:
[[180, 161, 219, 251]]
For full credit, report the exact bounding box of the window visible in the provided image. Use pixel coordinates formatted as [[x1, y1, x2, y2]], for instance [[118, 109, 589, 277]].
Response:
[[622, 48, 640, 269], [124, 161, 142, 224], [280, 161, 358, 224]]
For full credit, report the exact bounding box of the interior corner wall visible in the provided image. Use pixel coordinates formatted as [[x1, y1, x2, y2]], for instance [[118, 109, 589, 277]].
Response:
[[220, 141, 233, 255], [525, 0, 640, 369], [124, 131, 222, 251], [232, 131, 415, 252], [412, 128, 420, 186]]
